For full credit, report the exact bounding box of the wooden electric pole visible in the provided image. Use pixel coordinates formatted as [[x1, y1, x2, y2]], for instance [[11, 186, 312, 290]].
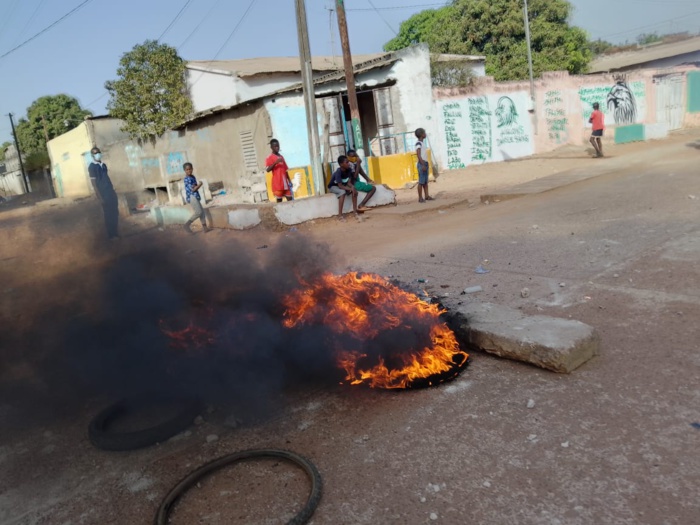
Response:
[[335, 0, 364, 157], [8, 113, 29, 193], [294, 0, 325, 195]]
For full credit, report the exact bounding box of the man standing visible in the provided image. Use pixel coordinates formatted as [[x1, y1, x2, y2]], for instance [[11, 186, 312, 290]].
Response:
[[183, 162, 210, 233], [265, 139, 293, 202], [88, 147, 119, 240], [589, 102, 605, 158]]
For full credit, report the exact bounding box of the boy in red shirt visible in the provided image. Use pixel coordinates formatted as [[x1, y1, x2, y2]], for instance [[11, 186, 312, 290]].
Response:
[[265, 139, 293, 202], [589, 102, 605, 158]]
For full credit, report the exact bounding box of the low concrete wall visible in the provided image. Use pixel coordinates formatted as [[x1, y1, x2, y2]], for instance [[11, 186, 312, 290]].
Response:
[[615, 124, 645, 144], [367, 150, 433, 188], [275, 185, 396, 225], [150, 185, 396, 229]]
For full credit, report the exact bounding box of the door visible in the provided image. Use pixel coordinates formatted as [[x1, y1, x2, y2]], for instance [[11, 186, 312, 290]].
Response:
[[322, 96, 347, 167], [655, 74, 684, 131], [373, 87, 396, 155]]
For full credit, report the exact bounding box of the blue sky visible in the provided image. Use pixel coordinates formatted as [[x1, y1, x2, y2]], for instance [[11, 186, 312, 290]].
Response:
[[1, 0, 699, 143]]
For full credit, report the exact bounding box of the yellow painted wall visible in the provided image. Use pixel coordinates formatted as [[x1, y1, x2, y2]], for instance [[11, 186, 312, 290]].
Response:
[[367, 150, 432, 188], [47, 123, 93, 197], [265, 165, 322, 201]]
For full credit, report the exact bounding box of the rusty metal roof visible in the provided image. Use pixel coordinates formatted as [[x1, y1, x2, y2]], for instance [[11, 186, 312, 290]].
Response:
[[187, 53, 389, 77], [589, 36, 700, 73]]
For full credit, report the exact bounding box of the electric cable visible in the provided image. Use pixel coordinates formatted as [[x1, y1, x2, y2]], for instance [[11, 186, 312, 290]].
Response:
[[11, 0, 48, 47], [178, 0, 224, 50], [365, 0, 399, 36], [0, 0, 96, 60], [158, 0, 194, 41]]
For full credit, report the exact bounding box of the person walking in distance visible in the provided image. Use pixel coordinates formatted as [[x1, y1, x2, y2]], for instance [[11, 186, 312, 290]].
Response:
[[415, 128, 433, 203], [589, 102, 605, 158], [88, 147, 119, 240], [182, 162, 210, 233], [265, 139, 293, 202]]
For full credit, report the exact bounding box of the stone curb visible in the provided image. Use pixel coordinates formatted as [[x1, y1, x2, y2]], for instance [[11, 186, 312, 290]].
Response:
[[444, 301, 600, 373]]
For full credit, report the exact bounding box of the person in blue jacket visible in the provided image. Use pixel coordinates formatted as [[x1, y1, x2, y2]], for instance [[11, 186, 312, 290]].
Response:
[[88, 147, 119, 240]]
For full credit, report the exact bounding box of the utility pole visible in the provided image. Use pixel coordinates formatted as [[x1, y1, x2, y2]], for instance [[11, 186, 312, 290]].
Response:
[[8, 113, 29, 193], [41, 115, 50, 143], [335, 0, 364, 157], [294, 0, 325, 195], [523, 0, 538, 133]]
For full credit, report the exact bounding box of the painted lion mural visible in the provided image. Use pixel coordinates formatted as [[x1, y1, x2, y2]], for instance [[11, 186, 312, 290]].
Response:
[[607, 81, 637, 125]]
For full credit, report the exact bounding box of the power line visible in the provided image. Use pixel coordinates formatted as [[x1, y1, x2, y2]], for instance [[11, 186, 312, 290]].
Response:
[[365, 0, 399, 36], [158, 0, 195, 41], [178, 0, 224, 50], [596, 9, 700, 40], [12, 0, 49, 48], [0, 0, 96, 60], [346, 2, 448, 11], [0, 0, 23, 38]]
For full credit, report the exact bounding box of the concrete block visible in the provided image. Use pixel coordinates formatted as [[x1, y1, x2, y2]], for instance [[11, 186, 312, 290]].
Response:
[[150, 205, 191, 226], [614, 124, 645, 144], [250, 182, 267, 193], [447, 302, 600, 373], [275, 195, 339, 225], [228, 208, 261, 230], [645, 123, 669, 141], [207, 207, 233, 229]]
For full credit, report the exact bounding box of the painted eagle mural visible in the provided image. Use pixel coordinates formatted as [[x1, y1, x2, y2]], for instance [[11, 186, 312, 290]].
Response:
[[495, 96, 518, 128], [606, 81, 637, 125]]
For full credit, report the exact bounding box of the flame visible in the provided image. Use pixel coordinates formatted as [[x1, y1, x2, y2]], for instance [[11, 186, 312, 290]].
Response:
[[159, 306, 217, 353], [283, 272, 468, 389]]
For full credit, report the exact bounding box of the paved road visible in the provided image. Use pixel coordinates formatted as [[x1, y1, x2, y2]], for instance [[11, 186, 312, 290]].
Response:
[[1, 137, 698, 524]]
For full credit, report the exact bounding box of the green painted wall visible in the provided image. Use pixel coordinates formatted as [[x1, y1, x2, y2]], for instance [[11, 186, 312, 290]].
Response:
[[688, 71, 700, 113], [614, 124, 645, 144]]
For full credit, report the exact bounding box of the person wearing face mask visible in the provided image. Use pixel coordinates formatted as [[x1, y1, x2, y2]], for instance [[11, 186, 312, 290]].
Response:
[[88, 146, 119, 240], [346, 149, 376, 212]]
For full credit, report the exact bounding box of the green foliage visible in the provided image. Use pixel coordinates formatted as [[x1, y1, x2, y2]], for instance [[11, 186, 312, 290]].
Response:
[[14, 94, 91, 159], [637, 32, 662, 46], [430, 56, 476, 87], [0, 141, 11, 162], [588, 39, 614, 56], [384, 0, 592, 81], [105, 40, 193, 141]]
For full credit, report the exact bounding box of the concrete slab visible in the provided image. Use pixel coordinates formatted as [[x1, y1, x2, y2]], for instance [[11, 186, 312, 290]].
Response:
[[150, 206, 191, 226], [446, 301, 600, 373], [228, 208, 261, 230], [275, 186, 396, 225]]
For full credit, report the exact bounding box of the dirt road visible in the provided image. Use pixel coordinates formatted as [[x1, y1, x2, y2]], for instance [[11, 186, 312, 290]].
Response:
[[1, 134, 699, 524]]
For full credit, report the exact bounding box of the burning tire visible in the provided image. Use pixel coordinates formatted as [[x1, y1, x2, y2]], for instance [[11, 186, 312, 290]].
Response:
[[88, 397, 201, 451], [154, 448, 322, 525]]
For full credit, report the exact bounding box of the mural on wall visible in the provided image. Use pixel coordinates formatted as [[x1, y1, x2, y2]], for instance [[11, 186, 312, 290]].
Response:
[[438, 92, 534, 169], [544, 90, 569, 144], [579, 80, 646, 126], [166, 151, 187, 176], [125, 144, 143, 169]]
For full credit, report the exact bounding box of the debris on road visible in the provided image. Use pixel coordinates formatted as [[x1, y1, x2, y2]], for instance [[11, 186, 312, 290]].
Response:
[[463, 285, 483, 294], [521, 287, 530, 298], [527, 399, 535, 409]]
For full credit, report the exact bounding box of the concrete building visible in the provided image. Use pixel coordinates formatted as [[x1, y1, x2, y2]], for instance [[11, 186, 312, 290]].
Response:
[[589, 36, 700, 74], [48, 45, 486, 205], [0, 144, 27, 197]]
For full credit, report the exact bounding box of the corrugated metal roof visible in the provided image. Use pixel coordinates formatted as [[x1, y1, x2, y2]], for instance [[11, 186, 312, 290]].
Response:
[[589, 36, 700, 73], [187, 53, 388, 77]]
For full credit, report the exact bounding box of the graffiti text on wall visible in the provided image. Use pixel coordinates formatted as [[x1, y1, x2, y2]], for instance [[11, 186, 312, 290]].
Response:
[[579, 81, 646, 125], [438, 92, 533, 168], [544, 90, 569, 144], [442, 103, 466, 169], [468, 97, 492, 162]]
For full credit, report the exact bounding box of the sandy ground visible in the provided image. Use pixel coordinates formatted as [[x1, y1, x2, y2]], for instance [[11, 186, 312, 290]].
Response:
[[1, 131, 699, 525]]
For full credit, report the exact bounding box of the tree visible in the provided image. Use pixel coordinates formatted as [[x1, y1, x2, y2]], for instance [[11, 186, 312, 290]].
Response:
[[14, 94, 91, 169], [105, 40, 193, 141], [588, 39, 614, 56], [637, 32, 662, 46], [0, 141, 12, 162], [384, 0, 591, 81]]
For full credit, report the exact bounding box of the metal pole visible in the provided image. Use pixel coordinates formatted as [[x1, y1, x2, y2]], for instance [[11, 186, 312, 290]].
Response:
[[294, 0, 325, 195], [336, 0, 365, 158], [523, 0, 537, 133], [8, 113, 29, 193]]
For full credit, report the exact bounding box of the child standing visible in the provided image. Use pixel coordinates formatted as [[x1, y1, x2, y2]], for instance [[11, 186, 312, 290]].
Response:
[[415, 128, 433, 202], [589, 102, 605, 158], [183, 162, 210, 233], [265, 139, 293, 202]]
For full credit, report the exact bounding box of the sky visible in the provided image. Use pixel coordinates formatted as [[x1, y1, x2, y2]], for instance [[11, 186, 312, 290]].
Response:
[[1, 0, 700, 144]]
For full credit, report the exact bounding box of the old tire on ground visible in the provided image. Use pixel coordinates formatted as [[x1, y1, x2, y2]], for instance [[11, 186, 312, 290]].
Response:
[[154, 449, 323, 525], [88, 397, 201, 451]]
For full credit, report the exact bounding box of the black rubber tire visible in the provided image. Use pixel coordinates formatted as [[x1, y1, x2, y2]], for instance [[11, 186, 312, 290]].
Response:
[[154, 448, 323, 525], [88, 397, 201, 451]]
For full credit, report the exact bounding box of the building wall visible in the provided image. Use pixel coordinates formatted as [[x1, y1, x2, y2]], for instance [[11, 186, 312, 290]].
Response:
[[616, 50, 700, 72], [432, 66, 700, 172], [46, 123, 92, 197], [187, 69, 238, 113]]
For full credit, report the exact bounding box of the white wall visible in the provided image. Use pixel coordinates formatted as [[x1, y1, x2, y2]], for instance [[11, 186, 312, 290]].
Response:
[[187, 69, 238, 113]]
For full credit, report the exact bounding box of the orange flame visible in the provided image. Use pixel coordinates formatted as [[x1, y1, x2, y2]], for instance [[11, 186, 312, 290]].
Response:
[[283, 272, 468, 389]]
